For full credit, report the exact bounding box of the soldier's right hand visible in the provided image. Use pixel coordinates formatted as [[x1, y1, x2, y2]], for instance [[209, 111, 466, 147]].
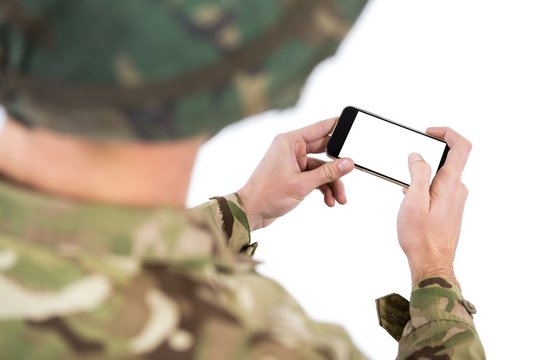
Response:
[[396, 127, 472, 288]]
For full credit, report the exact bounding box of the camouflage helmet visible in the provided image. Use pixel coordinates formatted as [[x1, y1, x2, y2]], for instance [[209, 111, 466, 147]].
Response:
[[0, 0, 368, 141]]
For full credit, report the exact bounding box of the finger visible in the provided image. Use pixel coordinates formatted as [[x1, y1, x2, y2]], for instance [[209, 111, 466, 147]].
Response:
[[306, 157, 328, 171], [291, 118, 338, 143], [309, 158, 347, 204], [407, 153, 431, 198], [426, 127, 467, 148], [427, 127, 472, 177], [322, 185, 336, 207], [306, 135, 330, 154], [307, 158, 347, 205], [300, 158, 354, 196], [331, 178, 347, 205], [317, 184, 336, 207]]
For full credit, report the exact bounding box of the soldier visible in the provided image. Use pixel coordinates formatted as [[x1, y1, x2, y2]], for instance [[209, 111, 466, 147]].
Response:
[[0, 1, 485, 359]]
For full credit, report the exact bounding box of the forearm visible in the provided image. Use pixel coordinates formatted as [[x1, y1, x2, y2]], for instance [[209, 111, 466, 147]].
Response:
[[409, 262, 461, 291], [0, 117, 203, 207]]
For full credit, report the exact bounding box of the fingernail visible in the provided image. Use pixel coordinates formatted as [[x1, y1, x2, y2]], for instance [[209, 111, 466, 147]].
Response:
[[409, 152, 423, 162], [338, 158, 352, 173]]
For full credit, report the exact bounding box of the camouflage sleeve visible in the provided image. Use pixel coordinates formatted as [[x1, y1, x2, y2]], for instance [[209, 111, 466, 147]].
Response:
[[192, 193, 258, 256], [377, 277, 486, 359], [0, 181, 371, 359]]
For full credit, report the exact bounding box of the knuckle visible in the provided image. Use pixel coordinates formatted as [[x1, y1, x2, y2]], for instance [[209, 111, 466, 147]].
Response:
[[448, 177, 461, 190], [438, 167, 459, 183], [293, 181, 310, 198], [438, 126, 451, 138], [291, 138, 305, 152], [272, 133, 286, 145], [323, 164, 336, 182], [402, 199, 426, 214], [463, 139, 473, 153], [315, 120, 327, 134], [401, 200, 416, 212], [460, 183, 469, 198]]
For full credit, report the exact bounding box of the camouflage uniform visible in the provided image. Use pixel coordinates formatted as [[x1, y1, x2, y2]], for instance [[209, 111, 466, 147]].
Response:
[[0, 180, 485, 359], [0, 1, 485, 359]]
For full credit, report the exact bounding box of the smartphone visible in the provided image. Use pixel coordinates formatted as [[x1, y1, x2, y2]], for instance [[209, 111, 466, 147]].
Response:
[[326, 106, 449, 187]]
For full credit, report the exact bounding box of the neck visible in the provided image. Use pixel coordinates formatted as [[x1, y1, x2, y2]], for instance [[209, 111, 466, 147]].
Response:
[[0, 119, 205, 208]]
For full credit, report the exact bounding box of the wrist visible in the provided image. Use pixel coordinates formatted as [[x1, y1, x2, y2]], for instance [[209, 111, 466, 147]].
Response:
[[410, 264, 460, 291], [236, 186, 262, 231]]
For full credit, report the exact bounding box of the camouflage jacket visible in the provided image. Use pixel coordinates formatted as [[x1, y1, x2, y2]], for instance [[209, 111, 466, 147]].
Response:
[[0, 180, 485, 359]]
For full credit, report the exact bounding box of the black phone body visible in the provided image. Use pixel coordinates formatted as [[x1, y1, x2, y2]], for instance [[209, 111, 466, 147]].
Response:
[[327, 106, 450, 187]]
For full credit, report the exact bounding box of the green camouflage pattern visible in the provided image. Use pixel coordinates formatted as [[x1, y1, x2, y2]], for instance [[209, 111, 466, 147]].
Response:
[[0, 0, 368, 141], [377, 277, 486, 359], [0, 181, 366, 359], [0, 177, 485, 359]]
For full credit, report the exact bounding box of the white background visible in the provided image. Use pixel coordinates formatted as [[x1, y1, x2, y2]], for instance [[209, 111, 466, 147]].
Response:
[[188, 1, 540, 358]]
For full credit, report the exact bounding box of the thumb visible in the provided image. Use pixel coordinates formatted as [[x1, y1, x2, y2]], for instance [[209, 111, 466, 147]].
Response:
[[302, 158, 354, 192], [407, 153, 431, 193]]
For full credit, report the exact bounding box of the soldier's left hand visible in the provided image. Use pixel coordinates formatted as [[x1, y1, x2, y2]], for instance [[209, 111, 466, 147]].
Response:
[[237, 118, 354, 231]]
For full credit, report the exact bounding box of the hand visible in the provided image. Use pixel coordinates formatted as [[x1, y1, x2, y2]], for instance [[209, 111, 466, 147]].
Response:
[[237, 118, 354, 231], [397, 127, 472, 288]]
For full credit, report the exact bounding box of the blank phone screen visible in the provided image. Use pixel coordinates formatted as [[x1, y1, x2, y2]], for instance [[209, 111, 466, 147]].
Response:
[[339, 111, 447, 185]]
